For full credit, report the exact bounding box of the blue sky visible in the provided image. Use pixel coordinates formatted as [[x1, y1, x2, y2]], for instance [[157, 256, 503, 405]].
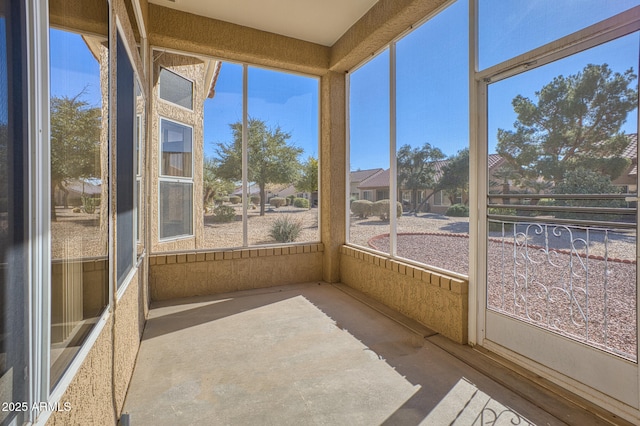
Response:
[[50, 30, 102, 106], [348, 0, 640, 170], [203, 64, 319, 160], [479, 0, 640, 69], [50, 0, 639, 173]]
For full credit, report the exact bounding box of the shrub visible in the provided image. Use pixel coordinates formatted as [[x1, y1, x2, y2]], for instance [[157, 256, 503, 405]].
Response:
[[269, 215, 303, 243], [212, 204, 236, 223], [445, 203, 469, 217], [372, 199, 402, 221], [229, 195, 241, 204], [293, 197, 309, 208], [351, 200, 373, 218], [287, 195, 295, 206], [553, 167, 624, 221], [82, 195, 97, 214], [250, 194, 260, 205], [487, 207, 516, 232], [270, 197, 286, 208]]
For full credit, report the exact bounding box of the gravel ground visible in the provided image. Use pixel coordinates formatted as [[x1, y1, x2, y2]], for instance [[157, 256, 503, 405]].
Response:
[[203, 205, 319, 248], [359, 213, 637, 361], [51, 207, 106, 259]]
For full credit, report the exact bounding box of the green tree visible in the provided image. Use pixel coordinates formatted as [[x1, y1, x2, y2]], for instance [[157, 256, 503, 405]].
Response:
[[438, 148, 469, 205], [397, 143, 445, 212], [554, 167, 623, 220], [50, 93, 101, 221], [489, 164, 522, 205], [215, 118, 303, 216], [497, 64, 637, 185], [203, 156, 235, 211], [294, 156, 318, 208]]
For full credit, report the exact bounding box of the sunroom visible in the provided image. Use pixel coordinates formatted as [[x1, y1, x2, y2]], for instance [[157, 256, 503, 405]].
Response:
[[2, 0, 639, 424]]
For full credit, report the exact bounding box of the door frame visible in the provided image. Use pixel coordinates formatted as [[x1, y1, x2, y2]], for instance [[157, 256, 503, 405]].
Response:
[[468, 3, 640, 421]]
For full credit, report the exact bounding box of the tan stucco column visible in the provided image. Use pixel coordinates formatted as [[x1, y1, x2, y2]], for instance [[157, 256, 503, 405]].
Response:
[[320, 71, 346, 282]]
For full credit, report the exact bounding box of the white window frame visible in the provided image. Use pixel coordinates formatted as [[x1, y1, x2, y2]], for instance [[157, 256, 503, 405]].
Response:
[[158, 66, 194, 111], [34, 2, 114, 424], [345, 0, 469, 280], [135, 113, 142, 244], [158, 117, 194, 241]]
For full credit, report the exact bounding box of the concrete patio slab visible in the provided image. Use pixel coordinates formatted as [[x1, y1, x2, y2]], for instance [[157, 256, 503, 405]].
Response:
[[121, 282, 613, 425]]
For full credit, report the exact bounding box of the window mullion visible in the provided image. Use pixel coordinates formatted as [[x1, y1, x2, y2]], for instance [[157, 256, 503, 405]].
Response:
[[389, 42, 397, 257], [242, 64, 248, 247]]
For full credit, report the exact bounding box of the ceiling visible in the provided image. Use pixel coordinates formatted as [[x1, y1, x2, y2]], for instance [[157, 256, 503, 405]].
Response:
[[148, 0, 379, 47]]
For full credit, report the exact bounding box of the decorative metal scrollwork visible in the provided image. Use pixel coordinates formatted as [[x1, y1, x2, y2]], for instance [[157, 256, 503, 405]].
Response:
[[488, 221, 636, 362]]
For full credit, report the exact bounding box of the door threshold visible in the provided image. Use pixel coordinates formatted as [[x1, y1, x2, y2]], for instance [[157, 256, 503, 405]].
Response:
[[427, 334, 636, 426]]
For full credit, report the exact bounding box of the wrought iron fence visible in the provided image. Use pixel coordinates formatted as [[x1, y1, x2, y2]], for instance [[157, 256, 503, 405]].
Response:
[[487, 193, 637, 361]]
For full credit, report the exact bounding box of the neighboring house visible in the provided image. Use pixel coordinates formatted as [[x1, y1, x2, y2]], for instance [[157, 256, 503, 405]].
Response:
[[357, 154, 506, 214], [357, 168, 390, 202], [349, 168, 384, 200], [612, 133, 637, 193], [232, 183, 316, 205], [272, 183, 318, 206]]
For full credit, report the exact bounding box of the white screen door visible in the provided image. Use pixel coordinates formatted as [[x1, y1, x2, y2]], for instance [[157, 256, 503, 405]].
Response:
[[477, 9, 640, 417]]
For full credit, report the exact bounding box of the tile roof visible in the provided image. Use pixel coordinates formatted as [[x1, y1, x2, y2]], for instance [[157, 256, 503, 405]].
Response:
[[358, 168, 389, 189], [350, 168, 384, 183], [488, 153, 506, 170], [357, 154, 506, 190], [621, 133, 637, 160]]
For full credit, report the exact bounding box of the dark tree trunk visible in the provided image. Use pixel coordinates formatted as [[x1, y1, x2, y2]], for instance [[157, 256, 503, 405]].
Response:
[[61, 183, 69, 208], [51, 183, 57, 221], [502, 183, 510, 205], [259, 183, 266, 216]]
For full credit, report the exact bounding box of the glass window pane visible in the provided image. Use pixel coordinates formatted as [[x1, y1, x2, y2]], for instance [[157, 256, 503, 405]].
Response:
[[159, 67, 193, 109], [0, 1, 28, 423], [479, 0, 640, 70], [348, 49, 390, 254], [160, 181, 193, 239], [116, 32, 135, 288], [161, 119, 192, 178], [246, 66, 319, 246], [204, 61, 243, 249], [395, 0, 469, 275], [49, 13, 109, 388]]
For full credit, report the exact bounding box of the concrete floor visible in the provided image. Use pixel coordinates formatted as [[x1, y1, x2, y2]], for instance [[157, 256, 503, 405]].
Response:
[[122, 282, 626, 425]]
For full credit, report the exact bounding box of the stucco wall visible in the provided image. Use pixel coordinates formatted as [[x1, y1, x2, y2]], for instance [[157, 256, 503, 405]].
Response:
[[47, 270, 143, 425], [149, 244, 324, 301], [150, 52, 206, 253], [148, 4, 330, 76], [340, 245, 468, 343], [46, 317, 115, 426], [113, 270, 144, 413], [330, 0, 449, 72], [320, 72, 346, 283]]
